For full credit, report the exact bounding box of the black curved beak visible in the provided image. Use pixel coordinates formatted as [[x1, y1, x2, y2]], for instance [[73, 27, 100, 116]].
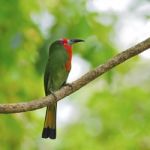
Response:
[[70, 39, 84, 44]]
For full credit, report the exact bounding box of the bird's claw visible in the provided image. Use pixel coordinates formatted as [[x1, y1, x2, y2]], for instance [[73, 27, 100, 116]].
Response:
[[49, 90, 57, 101], [64, 83, 73, 90]]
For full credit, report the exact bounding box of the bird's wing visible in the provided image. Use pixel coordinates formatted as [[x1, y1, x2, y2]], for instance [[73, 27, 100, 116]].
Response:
[[44, 41, 69, 95], [44, 61, 51, 96]]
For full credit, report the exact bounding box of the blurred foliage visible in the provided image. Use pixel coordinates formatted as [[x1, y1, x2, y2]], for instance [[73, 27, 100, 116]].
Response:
[[0, 0, 150, 150]]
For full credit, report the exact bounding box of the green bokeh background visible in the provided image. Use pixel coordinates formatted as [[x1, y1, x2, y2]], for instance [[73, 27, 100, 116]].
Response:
[[0, 0, 150, 149]]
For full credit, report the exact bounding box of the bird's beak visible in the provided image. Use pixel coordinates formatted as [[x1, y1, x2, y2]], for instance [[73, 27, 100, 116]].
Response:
[[69, 39, 84, 44]]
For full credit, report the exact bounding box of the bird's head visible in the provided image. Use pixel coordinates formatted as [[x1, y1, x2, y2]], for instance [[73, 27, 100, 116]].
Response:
[[58, 38, 84, 71], [60, 38, 84, 46]]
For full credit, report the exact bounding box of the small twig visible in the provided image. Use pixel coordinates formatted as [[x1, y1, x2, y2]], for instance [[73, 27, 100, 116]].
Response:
[[0, 37, 150, 113]]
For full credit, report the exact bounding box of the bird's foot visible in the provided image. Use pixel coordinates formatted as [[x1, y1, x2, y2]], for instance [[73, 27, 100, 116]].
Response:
[[64, 83, 73, 90], [49, 90, 57, 101]]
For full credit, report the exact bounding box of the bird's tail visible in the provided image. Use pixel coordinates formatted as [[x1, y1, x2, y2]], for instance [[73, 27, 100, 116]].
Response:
[[42, 104, 57, 139]]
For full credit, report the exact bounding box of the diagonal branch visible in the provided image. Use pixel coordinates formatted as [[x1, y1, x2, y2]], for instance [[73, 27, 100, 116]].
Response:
[[1, 38, 150, 113]]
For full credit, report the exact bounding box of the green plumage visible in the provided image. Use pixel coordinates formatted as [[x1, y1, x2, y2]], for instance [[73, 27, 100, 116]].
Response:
[[42, 41, 70, 139], [44, 41, 69, 92]]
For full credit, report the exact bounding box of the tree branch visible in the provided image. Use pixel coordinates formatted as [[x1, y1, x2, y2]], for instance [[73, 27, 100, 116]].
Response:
[[1, 38, 150, 113]]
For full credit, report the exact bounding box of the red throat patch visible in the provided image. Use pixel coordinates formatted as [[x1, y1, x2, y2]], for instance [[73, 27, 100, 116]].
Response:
[[61, 39, 72, 72], [64, 44, 72, 72]]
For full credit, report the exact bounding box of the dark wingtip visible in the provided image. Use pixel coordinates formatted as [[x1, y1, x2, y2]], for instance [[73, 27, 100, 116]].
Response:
[[42, 127, 56, 139]]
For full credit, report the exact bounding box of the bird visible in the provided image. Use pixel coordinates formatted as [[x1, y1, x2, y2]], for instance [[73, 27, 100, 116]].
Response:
[[42, 38, 84, 139]]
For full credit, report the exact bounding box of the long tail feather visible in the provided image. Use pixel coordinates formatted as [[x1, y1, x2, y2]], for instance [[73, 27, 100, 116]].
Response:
[[42, 104, 57, 139]]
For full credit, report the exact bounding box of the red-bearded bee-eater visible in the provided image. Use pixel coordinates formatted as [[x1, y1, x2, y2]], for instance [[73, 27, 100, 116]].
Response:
[[42, 38, 84, 139]]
